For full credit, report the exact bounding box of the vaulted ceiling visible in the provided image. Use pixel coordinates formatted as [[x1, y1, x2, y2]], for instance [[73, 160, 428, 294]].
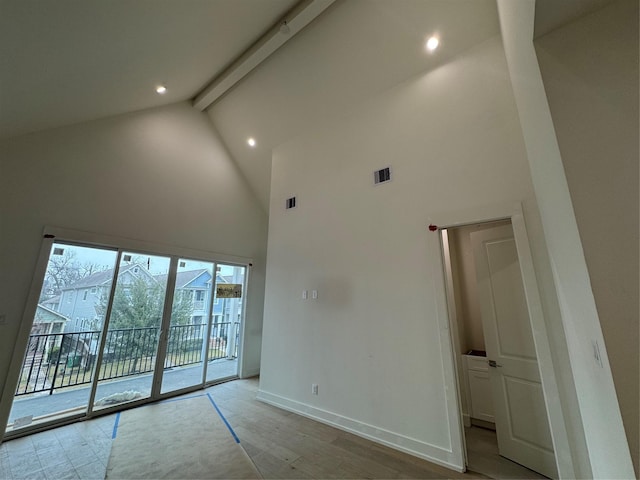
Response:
[[0, 0, 297, 139], [206, 0, 501, 208], [1, 0, 614, 209]]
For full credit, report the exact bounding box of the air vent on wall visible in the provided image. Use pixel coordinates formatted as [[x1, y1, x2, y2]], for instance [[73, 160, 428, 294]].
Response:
[[286, 196, 297, 210], [374, 167, 391, 185], [179, 261, 186, 268], [123, 254, 132, 263], [53, 247, 64, 256]]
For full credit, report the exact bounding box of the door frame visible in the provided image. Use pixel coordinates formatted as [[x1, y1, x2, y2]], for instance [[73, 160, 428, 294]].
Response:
[[0, 226, 253, 442], [430, 202, 573, 478]]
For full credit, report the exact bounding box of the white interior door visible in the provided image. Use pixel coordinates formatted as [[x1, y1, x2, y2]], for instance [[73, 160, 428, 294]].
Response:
[[471, 224, 557, 478]]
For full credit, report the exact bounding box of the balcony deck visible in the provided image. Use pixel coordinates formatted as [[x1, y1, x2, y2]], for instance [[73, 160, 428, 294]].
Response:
[[7, 358, 238, 431]]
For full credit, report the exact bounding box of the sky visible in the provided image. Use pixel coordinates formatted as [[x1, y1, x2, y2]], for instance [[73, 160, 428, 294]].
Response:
[[49, 242, 240, 276]]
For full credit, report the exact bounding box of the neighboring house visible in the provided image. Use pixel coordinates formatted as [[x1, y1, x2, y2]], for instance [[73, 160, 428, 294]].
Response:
[[40, 295, 61, 312], [216, 275, 243, 326], [24, 306, 69, 371], [45, 265, 242, 333], [154, 270, 242, 327], [55, 264, 157, 332], [31, 305, 68, 336], [155, 268, 213, 327]]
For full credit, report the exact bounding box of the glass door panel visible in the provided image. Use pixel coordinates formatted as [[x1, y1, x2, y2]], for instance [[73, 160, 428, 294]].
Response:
[[206, 264, 245, 383], [160, 259, 214, 394], [92, 253, 170, 411], [7, 239, 251, 438], [6, 243, 118, 434]]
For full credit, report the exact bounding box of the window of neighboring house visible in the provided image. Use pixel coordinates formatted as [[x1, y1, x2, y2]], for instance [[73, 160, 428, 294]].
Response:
[[195, 290, 205, 301], [90, 287, 97, 294], [66, 292, 73, 303], [214, 297, 219, 305], [83, 290, 88, 301]]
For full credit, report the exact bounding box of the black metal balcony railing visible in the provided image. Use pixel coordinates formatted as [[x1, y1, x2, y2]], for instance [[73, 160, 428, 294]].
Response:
[[15, 322, 239, 397]]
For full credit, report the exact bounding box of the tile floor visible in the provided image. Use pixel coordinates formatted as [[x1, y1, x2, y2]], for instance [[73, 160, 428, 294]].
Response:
[[0, 414, 115, 479]]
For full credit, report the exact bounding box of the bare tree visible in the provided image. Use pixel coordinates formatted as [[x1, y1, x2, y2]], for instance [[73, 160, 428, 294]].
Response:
[[40, 249, 109, 301], [41, 251, 81, 299]]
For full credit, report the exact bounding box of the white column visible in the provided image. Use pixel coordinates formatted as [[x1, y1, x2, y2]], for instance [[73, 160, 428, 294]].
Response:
[[497, 1, 634, 478]]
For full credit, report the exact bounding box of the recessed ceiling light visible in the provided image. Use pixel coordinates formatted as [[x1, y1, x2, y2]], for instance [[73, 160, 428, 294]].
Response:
[[426, 36, 439, 51], [156, 85, 167, 94], [247, 137, 256, 147]]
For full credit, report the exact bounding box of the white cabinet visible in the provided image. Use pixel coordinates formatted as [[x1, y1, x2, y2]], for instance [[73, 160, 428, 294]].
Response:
[[464, 354, 495, 424]]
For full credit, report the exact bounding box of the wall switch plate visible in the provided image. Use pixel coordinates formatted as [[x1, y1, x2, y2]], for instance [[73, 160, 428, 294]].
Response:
[[312, 290, 318, 299], [302, 290, 308, 299], [312, 384, 319, 395]]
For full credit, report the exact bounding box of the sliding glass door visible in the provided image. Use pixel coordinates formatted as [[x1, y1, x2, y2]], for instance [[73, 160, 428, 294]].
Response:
[[6, 239, 248, 438], [160, 259, 214, 395], [160, 261, 247, 393], [91, 253, 170, 411], [6, 243, 118, 433], [206, 264, 245, 383]]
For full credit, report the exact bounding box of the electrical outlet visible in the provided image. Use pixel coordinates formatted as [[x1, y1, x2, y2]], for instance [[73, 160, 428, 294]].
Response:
[[312, 384, 319, 395], [302, 290, 308, 300], [312, 290, 318, 299]]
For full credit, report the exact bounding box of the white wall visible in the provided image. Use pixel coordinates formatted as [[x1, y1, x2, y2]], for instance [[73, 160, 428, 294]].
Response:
[[448, 221, 511, 353], [535, 0, 639, 473], [449, 228, 481, 353], [207, 0, 500, 211], [497, 0, 634, 477], [0, 102, 268, 424], [259, 37, 563, 469]]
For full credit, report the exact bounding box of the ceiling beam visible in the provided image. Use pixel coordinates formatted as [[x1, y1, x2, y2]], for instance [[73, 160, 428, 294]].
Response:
[[193, 0, 336, 111]]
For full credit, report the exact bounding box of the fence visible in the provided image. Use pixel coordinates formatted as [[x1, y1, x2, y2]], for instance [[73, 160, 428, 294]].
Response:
[[15, 322, 239, 396]]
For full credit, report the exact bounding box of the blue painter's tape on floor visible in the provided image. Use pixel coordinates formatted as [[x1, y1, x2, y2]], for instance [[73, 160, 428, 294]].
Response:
[[207, 393, 240, 443], [112, 412, 121, 439]]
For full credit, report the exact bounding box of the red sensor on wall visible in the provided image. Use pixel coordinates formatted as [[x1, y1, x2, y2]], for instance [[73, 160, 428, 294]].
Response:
[[428, 224, 438, 232]]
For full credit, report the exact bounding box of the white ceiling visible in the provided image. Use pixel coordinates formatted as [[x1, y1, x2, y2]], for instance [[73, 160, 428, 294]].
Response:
[[1, 0, 615, 209], [208, 0, 502, 209], [0, 0, 297, 139]]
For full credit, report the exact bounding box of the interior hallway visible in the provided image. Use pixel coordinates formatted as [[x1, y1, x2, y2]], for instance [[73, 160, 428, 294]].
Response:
[[1, 378, 547, 479]]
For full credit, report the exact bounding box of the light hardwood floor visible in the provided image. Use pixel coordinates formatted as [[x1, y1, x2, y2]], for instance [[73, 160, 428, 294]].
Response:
[[1, 377, 545, 479], [214, 379, 488, 479]]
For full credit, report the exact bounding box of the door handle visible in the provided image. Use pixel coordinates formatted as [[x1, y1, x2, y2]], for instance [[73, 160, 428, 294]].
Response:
[[488, 360, 502, 368]]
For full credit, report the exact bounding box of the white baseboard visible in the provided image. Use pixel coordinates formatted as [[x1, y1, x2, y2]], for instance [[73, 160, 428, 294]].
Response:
[[256, 389, 464, 472]]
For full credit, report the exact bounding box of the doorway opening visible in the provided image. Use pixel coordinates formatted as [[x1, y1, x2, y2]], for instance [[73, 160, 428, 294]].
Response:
[[440, 219, 556, 479], [3, 237, 249, 441]]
